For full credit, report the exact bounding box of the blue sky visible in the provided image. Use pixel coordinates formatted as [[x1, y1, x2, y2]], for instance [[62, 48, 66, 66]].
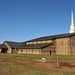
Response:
[[0, 0, 75, 43]]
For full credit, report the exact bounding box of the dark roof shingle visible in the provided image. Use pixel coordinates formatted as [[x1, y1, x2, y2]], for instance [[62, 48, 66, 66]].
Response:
[[18, 43, 52, 49], [0, 44, 7, 48], [26, 33, 75, 42], [4, 41, 25, 48]]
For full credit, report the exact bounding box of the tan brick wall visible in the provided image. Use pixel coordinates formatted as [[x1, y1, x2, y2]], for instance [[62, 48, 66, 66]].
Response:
[[21, 49, 27, 54], [26, 49, 32, 54], [41, 44, 55, 55], [70, 36, 75, 55], [17, 49, 21, 54], [56, 38, 70, 55], [32, 49, 41, 55], [0, 49, 1, 52], [26, 40, 52, 45], [37, 41, 42, 44], [4, 42, 12, 53], [17, 49, 41, 55], [46, 40, 52, 43], [41, 40, 56, 55]]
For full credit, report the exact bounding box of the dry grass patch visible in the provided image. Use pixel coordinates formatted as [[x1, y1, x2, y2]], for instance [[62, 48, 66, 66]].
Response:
[[0, 53, 75, 75]]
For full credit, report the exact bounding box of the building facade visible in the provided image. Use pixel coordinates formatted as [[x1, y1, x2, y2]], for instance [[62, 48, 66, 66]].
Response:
[[0, 33, 75, 55], [0, 10, 75, 55]]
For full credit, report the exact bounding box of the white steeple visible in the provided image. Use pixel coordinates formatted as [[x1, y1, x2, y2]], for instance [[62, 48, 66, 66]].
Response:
[[70, 10, 75, 33]]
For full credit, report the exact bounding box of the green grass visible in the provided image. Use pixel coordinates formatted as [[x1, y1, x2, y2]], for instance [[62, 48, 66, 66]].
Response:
[[0, 53, 75, 62], [0, 53, 75, 75]]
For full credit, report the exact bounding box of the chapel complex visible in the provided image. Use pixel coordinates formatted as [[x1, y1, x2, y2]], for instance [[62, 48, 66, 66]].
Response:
[[0, 10, 75, 55]]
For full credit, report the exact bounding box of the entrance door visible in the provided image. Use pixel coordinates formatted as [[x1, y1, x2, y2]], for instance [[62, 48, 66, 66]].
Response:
[[1, 48, 7, 53], [50, 50, 52, 55]]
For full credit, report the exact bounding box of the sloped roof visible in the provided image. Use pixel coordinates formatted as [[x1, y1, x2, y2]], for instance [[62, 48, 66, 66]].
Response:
[[26, 33, 75, 42], [18, 43, 52, 49], [0, 44, 7, 48], [3, 33, 75, 49], [4, 41, 25, 48]]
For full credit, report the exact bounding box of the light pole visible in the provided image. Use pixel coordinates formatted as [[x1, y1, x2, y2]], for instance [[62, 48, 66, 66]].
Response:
[[56, 55, 59, 68]]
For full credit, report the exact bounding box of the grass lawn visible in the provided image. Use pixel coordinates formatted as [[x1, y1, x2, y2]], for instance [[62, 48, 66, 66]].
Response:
[[0, 53, 75, 75]]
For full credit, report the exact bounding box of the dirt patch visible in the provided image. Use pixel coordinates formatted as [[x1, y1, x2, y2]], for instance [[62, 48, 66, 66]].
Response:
[[4, 58, 75, 72], [33, 62, 75, 72]]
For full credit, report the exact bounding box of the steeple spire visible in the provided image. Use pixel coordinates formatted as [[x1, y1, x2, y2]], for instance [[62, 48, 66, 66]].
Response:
[[70, 10, 75, 33], [71, 10, 74, 25]]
